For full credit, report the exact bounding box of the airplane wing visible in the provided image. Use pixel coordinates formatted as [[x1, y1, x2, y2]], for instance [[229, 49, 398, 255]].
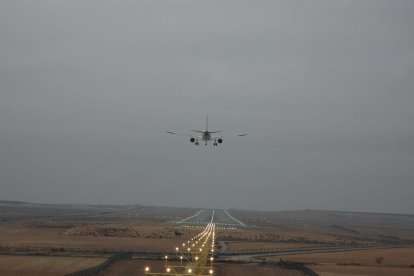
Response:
[[166, 131, 194, 137], [213, 134, 247, 139]]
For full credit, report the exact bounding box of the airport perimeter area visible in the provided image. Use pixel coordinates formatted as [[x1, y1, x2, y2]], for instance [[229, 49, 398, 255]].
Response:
[[1, 201, 414, 275]]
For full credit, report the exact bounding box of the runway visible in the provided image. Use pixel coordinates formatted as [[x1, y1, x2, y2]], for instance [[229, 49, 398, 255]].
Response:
[[173, 209, 247, 230]]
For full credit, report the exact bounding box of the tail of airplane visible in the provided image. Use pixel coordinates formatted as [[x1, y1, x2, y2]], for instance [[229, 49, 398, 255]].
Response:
[[191, 115, 222, 133], [206, 114, 222, 133], [206, 114, 208, 131]]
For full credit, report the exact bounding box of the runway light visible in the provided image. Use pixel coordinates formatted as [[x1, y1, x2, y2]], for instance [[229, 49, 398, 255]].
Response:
[[176, 247, 179, 251], [165, 255, 168, 259], [210, 257, 214, 261], [188, 268, 192, 273], [145, 266, 150, 272], [195, 256, 199, 260], [209, 269, 214, 274], [166, 267, 171, 272], [180, 256, 183, 260]]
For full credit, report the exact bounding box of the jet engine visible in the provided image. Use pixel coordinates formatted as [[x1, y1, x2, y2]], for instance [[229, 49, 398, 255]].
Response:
[[217, 138, 223, 144], [190, 137, 195, 143]]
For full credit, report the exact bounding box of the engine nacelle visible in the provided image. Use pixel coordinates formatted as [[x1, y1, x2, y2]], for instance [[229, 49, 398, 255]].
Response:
[[190, 137, 195, 143], [217, 138, 223, 144]]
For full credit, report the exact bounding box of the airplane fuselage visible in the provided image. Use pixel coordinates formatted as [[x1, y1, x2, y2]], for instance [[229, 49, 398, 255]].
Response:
[[167, 115, 245, 146], [202, 131, 212, 141]]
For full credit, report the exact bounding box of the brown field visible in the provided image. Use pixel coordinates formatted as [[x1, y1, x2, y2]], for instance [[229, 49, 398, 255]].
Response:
[[226, 241, 314, 251], [0, 223, 198, 252], [310, 264, 414, 276], [0, 255, 106, 276], [231, 209, 414, 240], [266, 248, 414, 276], [274, 248, 414, 266], [218, 225, 342, 243]]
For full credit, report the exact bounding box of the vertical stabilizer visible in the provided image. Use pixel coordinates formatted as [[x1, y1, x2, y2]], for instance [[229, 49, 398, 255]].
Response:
[[206, 114, 208, 131]]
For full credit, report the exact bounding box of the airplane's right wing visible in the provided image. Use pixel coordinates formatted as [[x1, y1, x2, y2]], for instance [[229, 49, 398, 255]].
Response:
[[167, 131, 194, 137], [167, 131, 202, 145], [210, 133, 247, 145]]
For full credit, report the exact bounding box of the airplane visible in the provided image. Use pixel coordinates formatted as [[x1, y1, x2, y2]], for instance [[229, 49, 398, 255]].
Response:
[[167, 115, 247, 146]]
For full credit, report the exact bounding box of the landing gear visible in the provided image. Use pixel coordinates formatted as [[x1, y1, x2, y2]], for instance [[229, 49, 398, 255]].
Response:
[[195, 139, 199, 146], [214, 143, 218, 146]]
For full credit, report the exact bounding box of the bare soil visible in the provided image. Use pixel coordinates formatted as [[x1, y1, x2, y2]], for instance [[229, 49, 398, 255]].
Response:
[[267, 248, 414, 276], [310, 264, 414, 276], [227, 241, 317, 251], [0, 224, 196, 252], [0, 255, 106, 276], [274, 248, 414, 266]]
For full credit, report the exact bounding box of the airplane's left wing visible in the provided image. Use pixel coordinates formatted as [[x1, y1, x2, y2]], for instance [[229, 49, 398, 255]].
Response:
[[213, 134, 247, 139], [210, 133, 247, 145]]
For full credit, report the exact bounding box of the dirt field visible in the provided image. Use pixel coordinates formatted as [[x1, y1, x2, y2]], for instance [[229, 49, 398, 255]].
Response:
[[218, 226, 342, 244], [0, 255, 106, 276], [0, 224, 196, 252], [274, 248, 414, 266], [310, 264, 414, 276], [267, 248, 414, 276], [226, 241, 317, 251]]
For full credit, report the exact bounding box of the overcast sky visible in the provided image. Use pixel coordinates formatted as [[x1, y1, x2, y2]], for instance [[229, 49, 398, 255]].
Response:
[[1, 0, 413, 214]]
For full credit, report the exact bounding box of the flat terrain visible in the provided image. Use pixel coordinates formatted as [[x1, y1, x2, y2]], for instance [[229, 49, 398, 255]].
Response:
[[1, 201, 414, 275], [0, 223, 195, 252], [270, 248, 414, 276], [0, 256, 105, 276], [310, 264, 414, 276], [226, 241, 320, 251], [275, 248, 414, 266]]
